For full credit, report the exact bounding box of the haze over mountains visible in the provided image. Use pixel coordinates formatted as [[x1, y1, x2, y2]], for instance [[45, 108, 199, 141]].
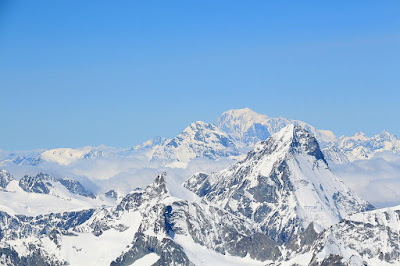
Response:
[[1, 108, 399, 207], [0, 120, 399, 265]]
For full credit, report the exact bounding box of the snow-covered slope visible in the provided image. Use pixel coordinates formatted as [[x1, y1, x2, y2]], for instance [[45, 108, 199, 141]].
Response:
[[184, 125, 373, 244], [298, 205, 400, 265], [18, 172, 95, 198], [133, 136, 167, 150], [3, 146, 110, 167], [0, 171, 106, 215], [39, 146, 105, 165], [214, 108, 271, 144]]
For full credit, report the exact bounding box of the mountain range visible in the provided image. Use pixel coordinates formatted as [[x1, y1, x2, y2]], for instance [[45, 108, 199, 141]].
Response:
[[1, 123, 399, 265], [3, 108, 399, 170]]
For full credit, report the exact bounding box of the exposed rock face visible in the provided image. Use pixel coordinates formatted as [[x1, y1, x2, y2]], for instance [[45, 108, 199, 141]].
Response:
[[59, 179, 96, 198], [0, 208, 94, 265], [105, 189, 118, 200], [0, 209, 95, 242], [1, 125, 397, 265], [307, 206, 400, 265], [185, 125, 373, 245], [148, 121, 241, 166], [87, 173, 281, 264], [0, 169, 14, 189], [111, 232, 193, 266], [18, 172, 95, 198], [0, 172, 282, 265], [19, 173, 55, 194], [12, 155, 41, 166], [0, 243, 67, 266]]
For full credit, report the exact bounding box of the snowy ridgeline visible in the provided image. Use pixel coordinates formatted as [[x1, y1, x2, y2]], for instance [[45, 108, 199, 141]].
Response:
[[0, 125, 399, 265], [1, 108, 400, 208], [3, 108, 400, 167]]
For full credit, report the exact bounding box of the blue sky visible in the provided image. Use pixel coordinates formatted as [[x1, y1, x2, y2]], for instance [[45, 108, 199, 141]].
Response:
[[1, 1, 399, 150]]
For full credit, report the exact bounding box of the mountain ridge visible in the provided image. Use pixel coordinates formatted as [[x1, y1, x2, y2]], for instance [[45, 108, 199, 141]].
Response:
[[184, 125, 373, 244]]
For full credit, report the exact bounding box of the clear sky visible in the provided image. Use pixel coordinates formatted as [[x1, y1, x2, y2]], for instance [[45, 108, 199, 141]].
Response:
[[1, 1, 399, 150]]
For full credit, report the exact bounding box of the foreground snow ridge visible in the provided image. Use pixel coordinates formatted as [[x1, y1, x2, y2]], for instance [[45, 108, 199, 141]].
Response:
[[0, 125, 398, 265]]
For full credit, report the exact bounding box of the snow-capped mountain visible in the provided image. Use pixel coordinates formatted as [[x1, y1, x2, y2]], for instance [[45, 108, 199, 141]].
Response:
[[2, 146, 110, 168], [184, 125, 373, 243], [37, 146, 106, 165], [0, 126, 397, 265], [213, 108, 400, 164], [133, 136, 167, 150], [3, 108, 399, 171], [18, 172, 95, 198], [133, 108, 340, 168], [214, 108, 271, 145], [1, 108, 399, 211], [331, 130, 400, 162], [300, 204, 400, 265], [0, 171, 106, 215], [143, 121, 242, 167], [214, 108, 337, 148], [130, 108, 338, 168]]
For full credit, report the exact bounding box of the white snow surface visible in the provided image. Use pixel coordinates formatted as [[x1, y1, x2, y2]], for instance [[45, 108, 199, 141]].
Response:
[[185, 125, 371, 234], [0, 180, 109, 215]]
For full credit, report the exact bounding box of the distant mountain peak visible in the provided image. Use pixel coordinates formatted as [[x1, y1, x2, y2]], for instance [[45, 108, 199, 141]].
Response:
[[218, 107, 268, 119], [148, 120, 240, 167], [215, 108, 270, 142]]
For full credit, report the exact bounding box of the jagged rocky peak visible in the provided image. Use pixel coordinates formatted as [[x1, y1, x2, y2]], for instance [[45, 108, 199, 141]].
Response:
[[19, 172, 55, 194], [0, 169, 14, 189], [149, 120, 240, 166], [288, 125, 327, 163], [306, 204, 400, 265], [147, 171, 168, 195], [185, 124, 373, 244], [333, 129, 400, 162], [175, 120, 234, 147], [117, 172, 169, 211], [105, 189, 118, 200], [18, 172, 95, 198], [59, 179, 96, 198], [12, 155, 42, 166], [243, 124, 321, 163]]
